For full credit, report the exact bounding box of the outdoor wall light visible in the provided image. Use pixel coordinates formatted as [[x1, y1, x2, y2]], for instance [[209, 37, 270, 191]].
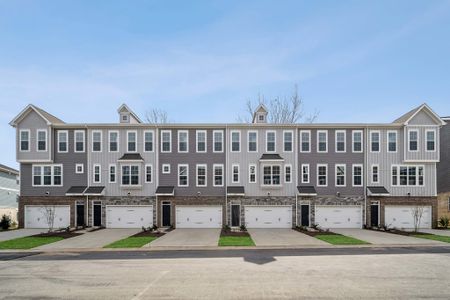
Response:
[[45, 191, 50, 195], [127, 192, 131, 196]]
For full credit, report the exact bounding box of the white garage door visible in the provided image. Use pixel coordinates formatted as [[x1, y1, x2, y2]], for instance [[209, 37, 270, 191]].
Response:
[[315, 205, 362, 229], [25, 205, 70, 229], [385, 206, 432, 229], [176, 206, 222, 228], [106, 205, 153, 228], [245, 206, 292, 228]]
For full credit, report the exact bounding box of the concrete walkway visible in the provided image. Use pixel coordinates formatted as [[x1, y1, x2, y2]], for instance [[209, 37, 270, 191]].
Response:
[[36, 229, 140, 250], [248, 229, 328, 246], [148, 229, 221, 248], [0, 229, 45, 242], [332, 229, 446, 245], [420, 229, 450, 237]]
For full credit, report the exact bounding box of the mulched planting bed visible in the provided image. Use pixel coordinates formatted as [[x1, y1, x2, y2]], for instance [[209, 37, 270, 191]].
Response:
[[32, 231, 83, 239], [221, 229, 251, 237], [293, 227, 338, 237], [132, 231, 166, 238], [368, 228, 433, 237]]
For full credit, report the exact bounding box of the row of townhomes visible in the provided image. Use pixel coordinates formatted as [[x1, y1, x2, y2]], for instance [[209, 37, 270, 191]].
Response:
[[9, 103, 450, 230]]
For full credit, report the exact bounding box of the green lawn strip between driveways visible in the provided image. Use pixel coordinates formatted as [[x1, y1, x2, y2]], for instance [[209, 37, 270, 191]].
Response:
[[104, 236, 158, 248], [413, 234, 450, 243], [219, 236, 255, 246], [0, 236, 63, 249], [315, 234, 369, 245]]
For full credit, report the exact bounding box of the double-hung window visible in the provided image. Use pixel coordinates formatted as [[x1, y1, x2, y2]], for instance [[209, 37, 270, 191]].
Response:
[[37, 130, 47, 152], [32, 165, 63, 186], [248, 131, 257, 152], [283, 131, 293, 152], [93, 164, 101, 183], [426, 130, 435, 151], [266, 131, 276, 152], [92, 131, 102, 152], [317, 164, 328, 186], [232, 164, 240, 183], [263, 165, 281, 185], [57, 131, 68, 153], [317, 131, 328, 152], [178, 131, 189, 152], [109, 164, 116, 183], [20, 130, 30, 151], [231, 131, 240, 152], [352, 130, 362, 153], [178, 164, 189, 187], [109, 131, 119, 152], [145, 164, 152, 183], [408, 130, 418, 151], [213, 130, 223, 152], [335, 164, 346, 186], [353, 164, 363, 187], [249, 164, 257, 183], [122, 165, 140, 186], [213, 164, 224, 187], [387, 131, 397, 152], [285, 164, 292, 183], [127, 131, 137, 152], [196, 164, 207, 186], [372, 165, 379, 184], [74, 130, 85, 152], [196, 130, 207, 152], [301, 164, 310, 183], [370, 131, 380, 152], [300, 130, 311, 152], [335, 131, 346, 152], [161, 130, 172, 152], [144, 131, 154, 152]]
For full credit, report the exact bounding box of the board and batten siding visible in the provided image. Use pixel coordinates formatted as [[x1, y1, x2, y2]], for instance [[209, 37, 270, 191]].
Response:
[[16, 110, 51, 162], [403, 125, 440, 162], [437, 121, 450, 193], [158, 128, 226, 196]]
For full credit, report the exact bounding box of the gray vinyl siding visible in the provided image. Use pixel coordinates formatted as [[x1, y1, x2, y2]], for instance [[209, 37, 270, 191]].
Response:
[[158, 128, 226, 196], [403, 125, 440, 161], [0, 171, 19, 208], [298, 129, 364, 196], [227, 127, 297, 197], [88, 127, 157, 197], [437, 121, 450, 193], [16, 110, 51, 162]]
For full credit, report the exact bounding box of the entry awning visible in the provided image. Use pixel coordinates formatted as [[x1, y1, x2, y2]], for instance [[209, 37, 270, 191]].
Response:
[[84, 186, 105, 196], [367, 186, 390, 196], [227, 186, 245, 196], [297, 186, 317, 196], [259, 154, 284, 161], [155, 186, 175, 196], [66, 186, 87, 196], [118, 153, 144, 161]]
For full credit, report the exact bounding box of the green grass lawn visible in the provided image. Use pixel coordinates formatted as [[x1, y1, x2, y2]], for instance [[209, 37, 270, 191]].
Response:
[[413, 234, 450, 243], [104, 236, 158, 248], [218, 236, 255, 246], [315, 234, 369, 245], [0, 236, 63, 249]]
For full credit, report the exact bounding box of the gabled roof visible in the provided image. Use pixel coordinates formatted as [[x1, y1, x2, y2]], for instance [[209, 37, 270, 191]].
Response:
[[252, 103, 268, 123], [0, 164, 19, 175], [393, 103, 445, 126], [117, 104, 143, 124], [9, 104, 65, 127]]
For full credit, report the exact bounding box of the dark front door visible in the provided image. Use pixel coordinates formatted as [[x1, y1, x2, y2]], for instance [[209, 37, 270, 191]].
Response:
[[371, 204, 379, 227], [93, 203, 102, 227], [231, 204, 240, 227], [162, 202, 171, 227], [301, 205, 310, 227], [76, 204, 85, 227]]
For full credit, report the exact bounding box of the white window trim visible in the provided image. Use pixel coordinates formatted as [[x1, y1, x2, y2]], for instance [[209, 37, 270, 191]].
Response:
[[232, 164, 240, 183], [317, 164, 328, 187], [408, 129, 419, 152], [261, 164, 282, 186], [301, 163, 310, 184], [352, 130, 363, 153], [317, 130, 328, 153], [352, 164, 363, 187], [161, 130, 172, 153], [74, 130, 85, 153], [213, 164, 224, 187], [36, 129, 48, 152], [248, 164, 257, 183], [283, 130, 294, 152], [145, 164, 153, 183], [178, 130, 189, 153], [108, 130, 119, 153], [143, 130, 154, 152], [370, 130, 381, 153], [387, 130, 398, 153], [335, 130, 346, 153], [31, 164, 63, 187], [230, 130, 241, 153], [178, 164, 189, 187], [92, 130, 102, 152], [75, 163, 84, 174], [335, 164, 346, 187], [126, 130, 138, 153], [285, 164, 292, 183], [300, 130, 311, 153], [196, 130, 207, 153], [93, 164, 101, 183], [57, 130, 68, 153], [247, 131, 258, 152], [162, 164, 171, 174], [196, 164, 207, 187], [266, 130, 276, 153], [120, 164, 141, 187], [391, 164, 425, 187], [19, 129, 30, 152], [109, 164, 116, 183], [425, 129, 436, 152], [213, 130, 224, 153], [371, 164, 380, 184]]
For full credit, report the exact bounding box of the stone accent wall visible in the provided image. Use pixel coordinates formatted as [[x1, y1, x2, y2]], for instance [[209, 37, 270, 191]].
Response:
[[437, 192, 450, 223], [156, 196, 225, 228], [367, 196, 438, 228]]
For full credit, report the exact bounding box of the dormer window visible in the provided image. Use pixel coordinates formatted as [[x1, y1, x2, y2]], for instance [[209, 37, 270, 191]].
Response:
[[259, 115, 264, 121], [122, 115, 128, 121]]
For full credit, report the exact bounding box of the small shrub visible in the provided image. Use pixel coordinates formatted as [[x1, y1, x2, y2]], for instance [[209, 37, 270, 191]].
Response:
[[438, 216, 450, 228], [0, 215, 12, 230], [223, 224, 230, 231], [240, 225, 247, 231], [152, 224, 158, 231]]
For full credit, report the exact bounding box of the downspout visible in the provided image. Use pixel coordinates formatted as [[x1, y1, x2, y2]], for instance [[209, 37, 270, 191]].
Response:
[[364, 125, 368, 228], [86, 195, 89, 227], [225, 124, 228, 227], [155, 125, 159, 227], [295, 126, 298, 227]]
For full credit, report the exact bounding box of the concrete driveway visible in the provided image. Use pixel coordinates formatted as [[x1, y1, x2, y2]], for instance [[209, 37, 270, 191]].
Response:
[[332, 228, 446, 245], [420, 229, 450, 237], [36, 229, 140, 250], [149, 229, 221, 248], [0, 229, 45, 242], [248, 229, 327, 246]]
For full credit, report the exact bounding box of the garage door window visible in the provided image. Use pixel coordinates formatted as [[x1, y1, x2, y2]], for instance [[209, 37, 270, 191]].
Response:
[[263, 165, 280, 185]]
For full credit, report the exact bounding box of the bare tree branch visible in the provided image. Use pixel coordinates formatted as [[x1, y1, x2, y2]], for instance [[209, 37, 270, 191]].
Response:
[[145, 108, 169, 124]]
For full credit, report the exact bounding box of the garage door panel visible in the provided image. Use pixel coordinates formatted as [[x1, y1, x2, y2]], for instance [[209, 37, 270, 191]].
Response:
[[25, 205, 70, 229], [176, 206, 222, 228], [245, 206, 292, 228], [315, 206, 362, 229], [106, 206, 153, 228], [385, 206, 431, 229]]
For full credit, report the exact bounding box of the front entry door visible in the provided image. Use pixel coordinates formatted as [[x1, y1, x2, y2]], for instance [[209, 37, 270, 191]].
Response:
[[231, 204, 240, 227], [301, 204, 310, 227], [76, 204, 85, 227], [162, 202, 171, 227], [371, 204, 379, 227], [93, 202, 102, 227]]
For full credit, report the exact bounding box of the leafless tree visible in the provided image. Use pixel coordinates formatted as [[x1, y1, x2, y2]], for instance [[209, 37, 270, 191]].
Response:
[[237, 85, 319, 123], [411, 206, 424, 232], [145, 108, 169, 124], [40, 205, 56, 232]]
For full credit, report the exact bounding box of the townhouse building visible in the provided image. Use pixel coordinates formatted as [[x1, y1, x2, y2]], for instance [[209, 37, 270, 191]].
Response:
[[9, 103, 445, 230], [437, 116, 450, 221], [0, 164, 20, 223]]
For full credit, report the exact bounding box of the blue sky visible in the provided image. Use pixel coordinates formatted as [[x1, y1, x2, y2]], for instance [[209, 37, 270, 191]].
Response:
[[1, 0, 450, 169]]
